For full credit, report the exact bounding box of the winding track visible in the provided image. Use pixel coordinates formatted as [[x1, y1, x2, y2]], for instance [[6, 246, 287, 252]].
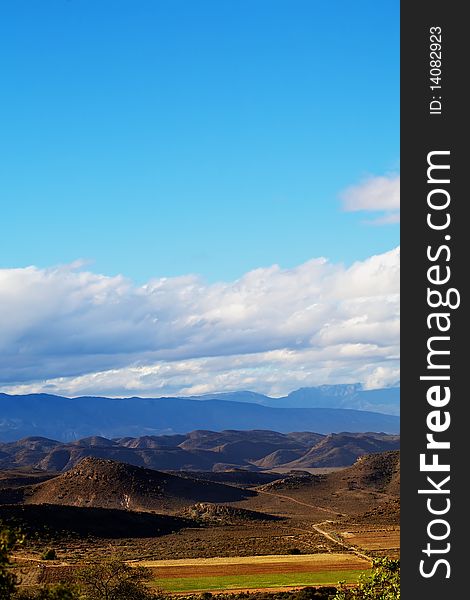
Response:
[[255, 488, 344, 517], [312, 521, 371, 562], [255, 488, 371, 562]]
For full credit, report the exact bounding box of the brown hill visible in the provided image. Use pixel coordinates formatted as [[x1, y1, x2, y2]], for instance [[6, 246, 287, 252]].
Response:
[[337, 450, 400, 494], [281, 433, 400, 469], [21, 457, 255, 512], [252, 451, 400, 518], [0, 431, 322, 472], [179, 430, 319, 466], [263, 450, 400, 495], [0, 431, 399, 474]]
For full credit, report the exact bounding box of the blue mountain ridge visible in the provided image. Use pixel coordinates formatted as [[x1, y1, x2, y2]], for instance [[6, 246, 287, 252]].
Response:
[[194, 384, 400, 414], [0, 387, 399, 442]]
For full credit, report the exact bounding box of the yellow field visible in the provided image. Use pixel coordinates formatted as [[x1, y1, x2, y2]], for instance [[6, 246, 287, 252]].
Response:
[[134, 552, 368, 568]]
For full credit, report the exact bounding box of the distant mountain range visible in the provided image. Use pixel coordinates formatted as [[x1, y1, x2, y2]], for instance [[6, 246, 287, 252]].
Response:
[[195, 385, 400, 415], [0, 388, 399, 441], [0, 429, 399, 472]]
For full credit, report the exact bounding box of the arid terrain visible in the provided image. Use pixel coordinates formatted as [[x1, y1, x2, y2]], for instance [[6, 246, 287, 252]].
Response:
[[0, 431, 400, 595], [0, 429, 399, 472]]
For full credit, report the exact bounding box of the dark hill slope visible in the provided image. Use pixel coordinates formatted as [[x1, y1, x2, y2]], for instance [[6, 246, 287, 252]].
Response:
[[0, 503, 194, 538]]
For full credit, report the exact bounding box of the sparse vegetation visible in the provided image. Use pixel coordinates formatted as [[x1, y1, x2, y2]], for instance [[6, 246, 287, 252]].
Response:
[[1, 446, 400, 599]]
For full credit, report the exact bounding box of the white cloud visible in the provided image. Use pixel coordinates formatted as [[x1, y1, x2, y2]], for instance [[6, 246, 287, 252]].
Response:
[[341, 174, 400, 225], [363, 366, 401, 390], [0, 248, 400, 397]]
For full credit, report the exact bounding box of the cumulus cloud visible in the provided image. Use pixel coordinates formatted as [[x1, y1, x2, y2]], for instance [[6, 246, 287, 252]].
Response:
[[0, 248, 400, 397], [341, 174, 400, 225]]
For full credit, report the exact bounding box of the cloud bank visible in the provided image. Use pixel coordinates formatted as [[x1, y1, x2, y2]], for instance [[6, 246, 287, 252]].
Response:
[[341, 174, 400, 225], [0, 248, 400, 397]]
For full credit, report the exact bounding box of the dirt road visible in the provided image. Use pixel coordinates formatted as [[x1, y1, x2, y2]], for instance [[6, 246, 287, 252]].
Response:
[[255, 488, 344, 517], [312, 522, 371, 562]]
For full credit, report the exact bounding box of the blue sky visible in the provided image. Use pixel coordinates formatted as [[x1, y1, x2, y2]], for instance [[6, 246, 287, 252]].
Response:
[[0, 1, 400, 397], [1, 0, 399, 283]]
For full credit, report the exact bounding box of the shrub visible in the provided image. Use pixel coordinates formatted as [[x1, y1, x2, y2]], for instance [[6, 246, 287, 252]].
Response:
[[333, 557, 400, 600], [41, 548, 57, 561], [79, 558, 153, 600]]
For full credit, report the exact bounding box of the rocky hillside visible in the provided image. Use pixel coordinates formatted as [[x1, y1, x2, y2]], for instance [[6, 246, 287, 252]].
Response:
[[19, 457, 255, 512], [253, 450, 400, 518]]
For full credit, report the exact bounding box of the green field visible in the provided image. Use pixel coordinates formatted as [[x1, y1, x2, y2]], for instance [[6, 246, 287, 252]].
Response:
[[150, 569, 368, 592]]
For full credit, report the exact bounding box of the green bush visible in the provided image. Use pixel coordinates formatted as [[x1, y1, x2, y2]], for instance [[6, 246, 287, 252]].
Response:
[[333, 557, 400, 600], [41, 548, 57, 561]]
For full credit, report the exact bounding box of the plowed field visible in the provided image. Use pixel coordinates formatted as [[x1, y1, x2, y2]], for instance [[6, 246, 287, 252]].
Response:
[[136, 553, 370, 592]]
